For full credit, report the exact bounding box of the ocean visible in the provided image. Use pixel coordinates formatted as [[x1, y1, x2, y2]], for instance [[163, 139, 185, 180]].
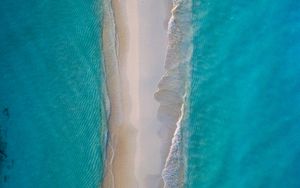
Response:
[[0, 0, 107, 187], [2, 0, 300, 187], [184, 0, 300, 187]]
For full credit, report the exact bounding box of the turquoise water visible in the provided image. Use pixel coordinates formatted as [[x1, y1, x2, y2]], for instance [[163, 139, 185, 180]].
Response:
[[185, 1, 300, 187], [0, 0, 107, 187]]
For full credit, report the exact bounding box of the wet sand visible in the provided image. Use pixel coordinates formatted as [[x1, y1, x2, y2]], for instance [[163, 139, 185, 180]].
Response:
[[137, 0, 172, 187]]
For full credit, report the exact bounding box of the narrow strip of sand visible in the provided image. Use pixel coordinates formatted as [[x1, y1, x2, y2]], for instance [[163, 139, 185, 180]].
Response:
[[102, 0, 172, 187]]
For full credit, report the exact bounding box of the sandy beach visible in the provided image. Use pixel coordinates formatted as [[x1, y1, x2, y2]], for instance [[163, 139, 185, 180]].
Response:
[[137, 0, 172, 187], [102, 0, 172, 187], [102, 0, 138, 187]]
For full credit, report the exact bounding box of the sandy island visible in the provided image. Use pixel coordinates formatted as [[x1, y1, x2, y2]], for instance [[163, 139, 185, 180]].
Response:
[[102, 0, 172, 187]]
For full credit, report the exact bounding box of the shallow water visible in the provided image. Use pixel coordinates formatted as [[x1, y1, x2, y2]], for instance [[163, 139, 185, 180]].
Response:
[[0, 0, 107, 187], [184, 1, 300, 187]]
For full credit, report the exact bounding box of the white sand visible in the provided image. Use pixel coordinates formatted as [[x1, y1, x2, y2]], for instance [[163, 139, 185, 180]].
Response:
[[102, 0, 172, 187], [137, 0, 172, 187]]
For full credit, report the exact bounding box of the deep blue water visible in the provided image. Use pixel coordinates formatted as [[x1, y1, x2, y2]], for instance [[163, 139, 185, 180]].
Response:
[[185, 1, 300, 187], [0, 0, 107, 187]]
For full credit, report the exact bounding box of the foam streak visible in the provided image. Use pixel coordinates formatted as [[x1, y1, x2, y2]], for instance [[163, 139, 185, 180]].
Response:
[[154, 0, 193, 187]]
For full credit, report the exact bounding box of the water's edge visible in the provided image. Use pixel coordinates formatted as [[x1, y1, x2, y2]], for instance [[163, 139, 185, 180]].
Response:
[[154, 0, 193, 187]]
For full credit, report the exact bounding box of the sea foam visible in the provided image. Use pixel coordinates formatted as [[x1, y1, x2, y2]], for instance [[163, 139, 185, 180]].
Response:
[[154, 0, 193, 187]]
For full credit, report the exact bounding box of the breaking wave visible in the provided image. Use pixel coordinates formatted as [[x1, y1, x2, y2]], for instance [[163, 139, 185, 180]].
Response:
[[154, 0, 193, 187]]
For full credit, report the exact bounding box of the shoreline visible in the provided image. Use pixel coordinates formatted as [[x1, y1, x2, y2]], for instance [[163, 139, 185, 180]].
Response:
[[137, 0, 173, 187], [102, 0, 138, 187], [157, 0, 194, 187], [102, 0, 176, 187]]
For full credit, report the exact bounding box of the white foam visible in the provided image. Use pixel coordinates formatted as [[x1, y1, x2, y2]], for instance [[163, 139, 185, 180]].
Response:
[[154, 0, 193, 187]]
